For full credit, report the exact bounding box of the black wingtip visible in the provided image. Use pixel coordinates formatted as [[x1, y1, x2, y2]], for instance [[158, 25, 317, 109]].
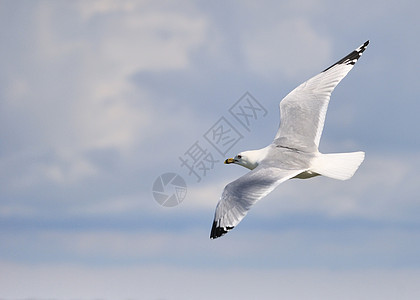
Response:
[[210, 221, 234, 239], [359, 40, 370, 53], [322, 40, 370, 73]]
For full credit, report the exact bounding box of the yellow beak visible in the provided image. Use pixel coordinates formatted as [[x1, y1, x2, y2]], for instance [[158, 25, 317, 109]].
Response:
[[224, 158, 235, 164]]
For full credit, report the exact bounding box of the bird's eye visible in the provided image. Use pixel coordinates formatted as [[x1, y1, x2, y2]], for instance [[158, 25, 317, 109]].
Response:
[[237, 155, 242, 159]]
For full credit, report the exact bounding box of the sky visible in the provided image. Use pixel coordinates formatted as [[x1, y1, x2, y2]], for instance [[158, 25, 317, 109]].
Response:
[[1, 0, 420, 299]]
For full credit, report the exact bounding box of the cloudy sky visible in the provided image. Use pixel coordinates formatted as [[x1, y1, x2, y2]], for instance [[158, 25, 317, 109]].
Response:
[[1, 0, 420, 299]]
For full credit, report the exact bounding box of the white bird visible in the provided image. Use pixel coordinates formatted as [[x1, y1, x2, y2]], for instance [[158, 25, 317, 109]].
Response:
[[210, 40, 369, 239]]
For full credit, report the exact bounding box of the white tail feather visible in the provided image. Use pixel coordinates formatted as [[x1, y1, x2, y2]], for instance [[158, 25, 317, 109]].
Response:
[[312, 151, 365, 180]]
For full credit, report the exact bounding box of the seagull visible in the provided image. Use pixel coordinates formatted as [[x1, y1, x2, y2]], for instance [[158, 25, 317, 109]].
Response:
[[210, 40, 369, 239]]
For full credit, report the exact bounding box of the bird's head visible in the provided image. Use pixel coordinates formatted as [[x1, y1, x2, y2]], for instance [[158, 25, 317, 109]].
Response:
[[224, 150, 262, 170]]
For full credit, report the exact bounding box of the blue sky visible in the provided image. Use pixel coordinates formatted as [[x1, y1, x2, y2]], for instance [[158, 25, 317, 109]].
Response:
[[1, 0, 420, 299]]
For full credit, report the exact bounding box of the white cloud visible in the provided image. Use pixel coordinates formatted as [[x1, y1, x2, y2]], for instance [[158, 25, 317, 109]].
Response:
[[183, 179, 227, 210], [1, 254, 420, 299], [1, 1, 210, 186], [67, 193, 148, 216], [3, 225, 420, 269], [242, 18, 331, 80], [76, 0, 138, 19]]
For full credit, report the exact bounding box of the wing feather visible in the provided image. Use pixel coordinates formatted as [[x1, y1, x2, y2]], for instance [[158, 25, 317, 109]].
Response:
[[210, 166, 304, 239], [274, 41, 369, 152]]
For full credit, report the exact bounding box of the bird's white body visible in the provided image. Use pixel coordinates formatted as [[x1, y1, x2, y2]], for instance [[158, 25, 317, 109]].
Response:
[[211, 41, 369, 239], [236, 146, 365, 181]]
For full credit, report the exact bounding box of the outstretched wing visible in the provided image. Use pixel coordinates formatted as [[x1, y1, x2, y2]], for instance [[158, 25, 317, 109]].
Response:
[[274, 40, 369, 152], [210, 166, 304, 239]]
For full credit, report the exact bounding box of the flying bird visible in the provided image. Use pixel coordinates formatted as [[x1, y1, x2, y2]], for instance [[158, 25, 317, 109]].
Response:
[[210, 40, 369, 239]]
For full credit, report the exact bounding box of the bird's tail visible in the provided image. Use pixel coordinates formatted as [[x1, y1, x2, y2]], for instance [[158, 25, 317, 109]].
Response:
[[312, 151, 365, 180]]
